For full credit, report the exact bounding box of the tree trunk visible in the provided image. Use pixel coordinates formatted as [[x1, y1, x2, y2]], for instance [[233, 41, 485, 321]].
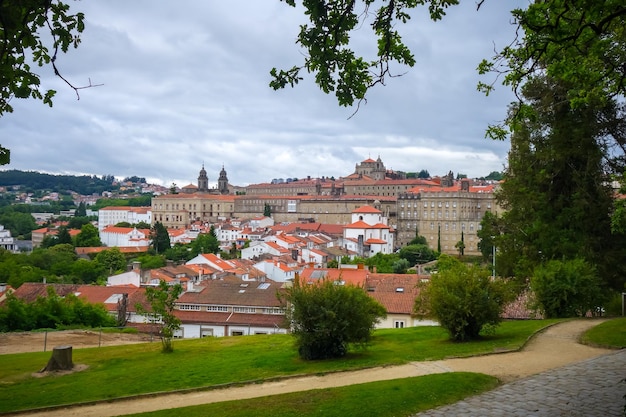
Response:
[[40, 345, 74, 372]]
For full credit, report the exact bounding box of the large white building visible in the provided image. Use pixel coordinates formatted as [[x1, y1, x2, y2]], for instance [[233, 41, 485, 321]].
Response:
[[98, 206, 152, 231], [342, 205, 394, 257], [0, 225, 18, 253], [99, 226, 151, 248]]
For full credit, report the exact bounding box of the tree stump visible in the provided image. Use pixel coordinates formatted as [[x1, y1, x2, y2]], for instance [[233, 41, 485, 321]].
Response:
[[40, 345, 74, 372]]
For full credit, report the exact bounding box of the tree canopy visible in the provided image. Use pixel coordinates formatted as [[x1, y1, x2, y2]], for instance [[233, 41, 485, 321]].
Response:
[[0, 1, 88, 164], [281, 276, 386, 360]]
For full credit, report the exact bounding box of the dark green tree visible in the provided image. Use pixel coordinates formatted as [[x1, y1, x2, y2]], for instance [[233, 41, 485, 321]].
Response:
[[137, 281, 183, 353], [415, 255, 513, 342], [280, 276, 386, 360], [70, 258, 104, 284], [56, 226, 72, 246], [0, 210, 37, 238], [417, 169, 430, 179], [263, 203, 272, 217], [398, 244, 437, 266], [484, 171, 503, 181], [191, 231, 220, 256], [454, 235, 465, 257], [74, 223, 102, 247], [94, 248, 126, 276], [531, 259, 605, 318], [392, 258, 410, 274], [496, 76, 626, 288], [150, 222, 170, 254], [75, 202, 87, 217]]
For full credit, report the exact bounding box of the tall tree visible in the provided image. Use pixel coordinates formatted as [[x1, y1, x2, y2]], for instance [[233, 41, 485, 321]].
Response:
[[137, 281, 183, 353], [74, 223, 102, 247], [75, 202, 87, 217], [496, 76, 626, 289], [150, 222, 170, 254], [94, 248, 126, 276], [190, 232, 220, 256]]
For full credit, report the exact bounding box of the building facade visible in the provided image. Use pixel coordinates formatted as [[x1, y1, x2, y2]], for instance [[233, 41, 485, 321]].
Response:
[[395, 180, 499, 255]]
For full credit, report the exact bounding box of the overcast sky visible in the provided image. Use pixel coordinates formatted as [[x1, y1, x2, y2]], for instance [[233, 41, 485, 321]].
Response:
[[2, 1, 527, 187]]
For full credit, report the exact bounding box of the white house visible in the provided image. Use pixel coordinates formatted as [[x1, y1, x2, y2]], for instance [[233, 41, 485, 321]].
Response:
[[342, 205, 394, 257], [252, 259, 299, 282], [241, 241, 290, 260], [300, 247, 328, 267], [98, 206, 152, 231], [0, 225, 18, 253], [249, 216, 274, 230], [100, 226, 151, 248]]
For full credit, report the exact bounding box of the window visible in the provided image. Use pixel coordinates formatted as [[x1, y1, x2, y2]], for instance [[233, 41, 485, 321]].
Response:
[[394, 321, 405, 328], [231, 331, 244, 336], [263, 307, 285, 314], [178, 304, 201, 311], [207, 305, 228, 312], [233, 307, 256, 314]]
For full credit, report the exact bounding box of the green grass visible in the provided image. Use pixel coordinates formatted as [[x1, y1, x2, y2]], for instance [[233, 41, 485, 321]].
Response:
[[128, 373, 499, 417], [581, 317, 626, 348], [0, 319, 560, 413]]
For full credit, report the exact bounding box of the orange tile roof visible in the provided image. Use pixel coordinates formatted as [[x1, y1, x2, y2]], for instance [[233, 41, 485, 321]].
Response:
[[352, 205, 382, 214]]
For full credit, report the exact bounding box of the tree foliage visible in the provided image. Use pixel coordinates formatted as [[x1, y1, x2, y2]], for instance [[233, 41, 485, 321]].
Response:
[[280, 277, 386, 360], [398, 244, 437, 266], [94, 248, 126, 276], [495, 76, 626, 289], [137, 281, 183, 353], [530, 259, 605, 318], [415, 255, 513, 342], [150, 221, 170, 254], [74, 223, 102, 247], [0, 287, 115, 332], [0, 1, 87, 164], [190, 230, 220, 256], [271, 0, 459, 106]]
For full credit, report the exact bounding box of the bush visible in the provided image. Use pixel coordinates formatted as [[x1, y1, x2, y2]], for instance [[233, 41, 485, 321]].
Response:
[[281, 277, 386, 360], [415, 255, 513, 341], [0, 287, 116, 331], [531, 259, 605, 318]]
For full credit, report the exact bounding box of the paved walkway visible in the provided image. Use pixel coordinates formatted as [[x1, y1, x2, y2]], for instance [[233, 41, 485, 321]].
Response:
[[414, 349, 626, 417]]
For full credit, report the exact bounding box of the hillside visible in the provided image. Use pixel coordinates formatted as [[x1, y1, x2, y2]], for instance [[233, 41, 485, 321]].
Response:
[[0, 170, 120, 195]]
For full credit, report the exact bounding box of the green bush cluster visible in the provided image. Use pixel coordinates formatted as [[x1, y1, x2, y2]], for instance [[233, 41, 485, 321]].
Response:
[[531, 259, 605, 318], [0, 286, 115, 331], [416, 255, 514, 341], [281, 277, 386, 360]]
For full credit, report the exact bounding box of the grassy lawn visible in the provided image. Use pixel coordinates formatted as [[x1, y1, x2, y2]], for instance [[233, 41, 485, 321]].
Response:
[[0, 319, 560, 413], [581, 317, 626, 348], [127, 373, 500, 417]]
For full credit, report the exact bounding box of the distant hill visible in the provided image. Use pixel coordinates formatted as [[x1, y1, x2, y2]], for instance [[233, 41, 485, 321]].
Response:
[[0, 170, 120, 195]]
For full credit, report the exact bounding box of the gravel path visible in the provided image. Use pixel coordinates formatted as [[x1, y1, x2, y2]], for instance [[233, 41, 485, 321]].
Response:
[[8, 319, 616, 417]]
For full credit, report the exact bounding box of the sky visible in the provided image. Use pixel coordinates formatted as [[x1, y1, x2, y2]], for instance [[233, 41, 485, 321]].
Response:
[[1, 1, 527, 187]]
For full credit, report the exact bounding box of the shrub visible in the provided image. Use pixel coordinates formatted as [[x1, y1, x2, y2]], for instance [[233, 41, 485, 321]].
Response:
[[531, 258, 605, 318], [281, 277, 386, 360], [415, 255, 513, 341]]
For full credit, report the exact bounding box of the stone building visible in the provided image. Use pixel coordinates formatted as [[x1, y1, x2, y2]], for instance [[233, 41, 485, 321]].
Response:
[[151, 194, 235, 229], [396, 180, 499, 256]]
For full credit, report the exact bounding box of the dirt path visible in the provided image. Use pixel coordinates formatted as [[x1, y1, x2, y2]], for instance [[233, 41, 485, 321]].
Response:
[[8, 320, 614, 417]]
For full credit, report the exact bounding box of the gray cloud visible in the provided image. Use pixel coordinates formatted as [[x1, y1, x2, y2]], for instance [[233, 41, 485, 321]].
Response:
[[1, 1, 526, 186]]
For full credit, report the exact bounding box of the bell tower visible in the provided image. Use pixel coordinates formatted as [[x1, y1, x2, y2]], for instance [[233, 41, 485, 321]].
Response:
[[218, 165, 229, 195]]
